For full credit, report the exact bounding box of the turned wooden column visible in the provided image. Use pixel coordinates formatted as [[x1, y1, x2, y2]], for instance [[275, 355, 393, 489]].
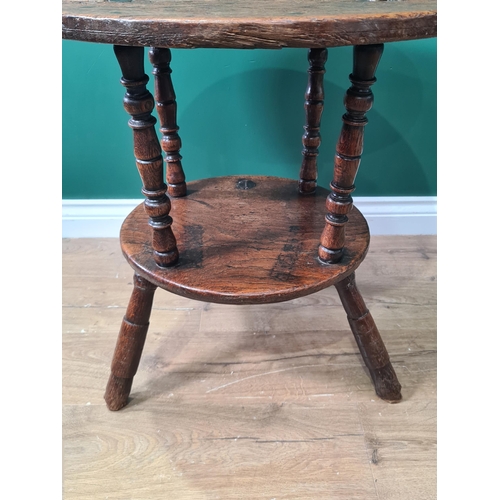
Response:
[[149, 47, 187, 198], [104, 273, 157, 411], [319, 44, 383, 263], [336, 273, 401, 402], [114, 45, 179, 267], [299, 48, 328, 194]]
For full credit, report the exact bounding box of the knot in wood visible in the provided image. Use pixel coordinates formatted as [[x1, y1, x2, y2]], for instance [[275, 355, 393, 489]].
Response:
[[236, 179, 256, 190]]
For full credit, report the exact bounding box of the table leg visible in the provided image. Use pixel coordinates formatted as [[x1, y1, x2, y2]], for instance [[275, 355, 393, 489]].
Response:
[[319, 44, 383, 264], [114, 45, 179, 267], [299, 48, 328, 194], [104, 273, 157, 411], [149, 47, 187, 198], [335, 273, 402, 402]]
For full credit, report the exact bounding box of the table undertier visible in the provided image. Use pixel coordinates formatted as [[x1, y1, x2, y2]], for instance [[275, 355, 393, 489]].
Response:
[[120, 176, 370, 304]]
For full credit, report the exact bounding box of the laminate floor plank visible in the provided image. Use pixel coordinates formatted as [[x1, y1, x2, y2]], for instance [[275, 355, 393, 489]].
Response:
[[358, 400, 437, 500], [63, 402, 378, 500], [62, 235, 436, 499]]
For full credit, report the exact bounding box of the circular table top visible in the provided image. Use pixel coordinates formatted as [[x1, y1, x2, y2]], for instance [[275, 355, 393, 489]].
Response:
[[62, 0, 437, 49]]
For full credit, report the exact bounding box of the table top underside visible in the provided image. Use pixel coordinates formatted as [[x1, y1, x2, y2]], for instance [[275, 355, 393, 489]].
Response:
[[62, 0, 437, 49]]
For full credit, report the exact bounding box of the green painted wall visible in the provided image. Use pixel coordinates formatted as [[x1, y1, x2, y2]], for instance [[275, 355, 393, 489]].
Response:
[[62, 38, 436, 199]]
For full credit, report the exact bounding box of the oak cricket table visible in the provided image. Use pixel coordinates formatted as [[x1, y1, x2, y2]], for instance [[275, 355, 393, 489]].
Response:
[[62, 0, 437, 411]]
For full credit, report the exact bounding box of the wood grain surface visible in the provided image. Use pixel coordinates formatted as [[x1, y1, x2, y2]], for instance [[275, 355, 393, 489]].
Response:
[[319, 43, 383, 264], [62, 235, 436, 499], [62, 0, 437, 48], [121, 176, 370, 304]]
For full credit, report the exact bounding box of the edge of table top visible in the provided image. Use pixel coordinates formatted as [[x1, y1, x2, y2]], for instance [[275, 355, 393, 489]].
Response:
[[62, 0, 437, 49]]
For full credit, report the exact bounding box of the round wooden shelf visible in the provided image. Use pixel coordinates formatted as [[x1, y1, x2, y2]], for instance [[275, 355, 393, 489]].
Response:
[[120, 176, 370, 304]]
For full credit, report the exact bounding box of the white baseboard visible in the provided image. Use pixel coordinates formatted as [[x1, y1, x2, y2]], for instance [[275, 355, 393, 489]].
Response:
[[62, 196, 437, 238], [354, 196, 437, 236]]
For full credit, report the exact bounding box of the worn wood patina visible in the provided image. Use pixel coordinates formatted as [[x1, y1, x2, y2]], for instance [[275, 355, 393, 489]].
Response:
[[63, 0, 437, 410], [62, 0, 437, 49]]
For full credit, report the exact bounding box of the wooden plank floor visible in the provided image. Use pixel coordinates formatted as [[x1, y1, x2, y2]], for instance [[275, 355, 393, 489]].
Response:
[[62, 235, 436, 500]]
